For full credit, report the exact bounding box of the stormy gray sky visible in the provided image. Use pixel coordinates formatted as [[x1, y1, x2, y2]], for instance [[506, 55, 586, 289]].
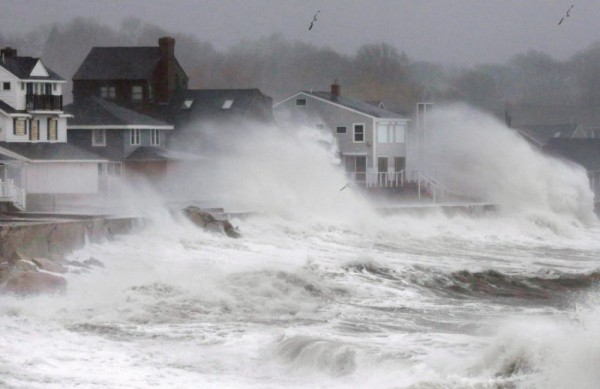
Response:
[[1, 0, 598, 65]]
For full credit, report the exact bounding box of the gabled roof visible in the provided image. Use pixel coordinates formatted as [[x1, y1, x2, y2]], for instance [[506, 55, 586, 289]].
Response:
[[276, 91, 408, 120], [162, 88, 274, 125], [0, 57, 64, 81], [0, 142, 106, 162], [544, 139, 600, 171], [125, 147, 172, 161], [65, 97, 173, 129], [517, 123, 581, 147], [0, 99, 17, 115], [73, 47, 161, 80], [506, 104, 600, 130]]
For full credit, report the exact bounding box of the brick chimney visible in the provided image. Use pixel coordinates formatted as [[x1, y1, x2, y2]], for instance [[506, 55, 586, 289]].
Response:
[[156, 37, 176, 103], [331, 79, 340, 98], [1, 46, 17, 62]]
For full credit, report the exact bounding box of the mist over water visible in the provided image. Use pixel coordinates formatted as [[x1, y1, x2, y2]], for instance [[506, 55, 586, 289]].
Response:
[[3, 109, 600, 388], [425, 104, 596, 231]]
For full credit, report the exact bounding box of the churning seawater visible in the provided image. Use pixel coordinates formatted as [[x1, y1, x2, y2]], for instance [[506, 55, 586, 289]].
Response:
[[1, 208, 600, 389], [2, 106, 600, 388]]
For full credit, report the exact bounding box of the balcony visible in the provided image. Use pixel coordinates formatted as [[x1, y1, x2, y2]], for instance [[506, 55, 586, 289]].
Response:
[[25, 94, 63, 111]]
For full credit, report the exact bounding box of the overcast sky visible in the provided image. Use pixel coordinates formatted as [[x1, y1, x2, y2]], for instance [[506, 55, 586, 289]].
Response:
[[1, 0, 598, 65]]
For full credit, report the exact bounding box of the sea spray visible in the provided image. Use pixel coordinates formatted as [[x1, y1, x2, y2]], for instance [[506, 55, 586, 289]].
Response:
[[424, 104, 596, 230]]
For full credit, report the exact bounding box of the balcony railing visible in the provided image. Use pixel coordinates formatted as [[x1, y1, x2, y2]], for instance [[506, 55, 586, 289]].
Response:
[[26, 94, 63, 111], [0, 179, 26, 210]]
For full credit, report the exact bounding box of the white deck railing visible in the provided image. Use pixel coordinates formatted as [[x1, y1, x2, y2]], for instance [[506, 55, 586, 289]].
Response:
[[0, 179, 26, 210], [346, 171, 405, 188]]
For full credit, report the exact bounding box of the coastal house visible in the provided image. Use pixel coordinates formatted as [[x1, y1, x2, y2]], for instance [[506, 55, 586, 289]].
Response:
[[274, 82, 410, 188], [72, 37, 188, 113], [0, 46, 106, 212], [68, 37, 190, 188], [160, 88, 274, 152]]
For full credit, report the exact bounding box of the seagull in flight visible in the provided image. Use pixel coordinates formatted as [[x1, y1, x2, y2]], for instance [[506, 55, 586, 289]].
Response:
[[558, 4, 574, 25], [309, 10, 320, 30]]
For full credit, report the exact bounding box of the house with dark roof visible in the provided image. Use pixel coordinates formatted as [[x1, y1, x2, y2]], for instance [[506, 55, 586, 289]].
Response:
[[72, 36, 188, 114], [160, 88, 274, 151], [274, 82, 410, 188], [0, 46, 106, 211], [64, 96, 175, 186]]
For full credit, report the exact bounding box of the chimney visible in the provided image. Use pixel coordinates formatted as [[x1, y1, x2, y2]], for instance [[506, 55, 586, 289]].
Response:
[[331, 79, 340, 98], [1, 46, 17, 62], [156, 37, 176, 103]]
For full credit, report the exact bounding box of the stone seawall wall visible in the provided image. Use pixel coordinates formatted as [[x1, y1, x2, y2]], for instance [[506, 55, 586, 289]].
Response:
[[0, 217, 140, 259]]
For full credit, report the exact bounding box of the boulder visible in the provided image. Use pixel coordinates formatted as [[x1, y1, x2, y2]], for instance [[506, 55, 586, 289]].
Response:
[[13, 259, 38, 272], [183, 206, 241, 239], [31, 257, 68, 274], [83, 257, 104, 268], [3, 271, 67, 296]]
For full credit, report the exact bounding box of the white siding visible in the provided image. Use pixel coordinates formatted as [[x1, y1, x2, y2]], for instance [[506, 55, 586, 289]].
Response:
[[25, 162, 98, 194], [0, 66, 19, 109], [0, 114, 10, 141], [30, 60, 49, 77]]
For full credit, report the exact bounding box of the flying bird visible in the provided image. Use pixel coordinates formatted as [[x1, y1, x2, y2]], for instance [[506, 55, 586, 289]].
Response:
[[558, 4, 574, 25], [309, 10, 320, 30]]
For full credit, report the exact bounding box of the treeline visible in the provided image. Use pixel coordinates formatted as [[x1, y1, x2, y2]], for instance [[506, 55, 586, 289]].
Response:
[[3, 17, 600, 114]]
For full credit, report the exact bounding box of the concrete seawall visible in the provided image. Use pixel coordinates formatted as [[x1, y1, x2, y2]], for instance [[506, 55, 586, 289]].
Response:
[[0, 217, 140, 259]]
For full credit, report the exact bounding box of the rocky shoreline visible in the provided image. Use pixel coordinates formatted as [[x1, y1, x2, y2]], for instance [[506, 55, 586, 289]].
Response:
[[0, 216, 137, 296], [0, 208, 241, 296]]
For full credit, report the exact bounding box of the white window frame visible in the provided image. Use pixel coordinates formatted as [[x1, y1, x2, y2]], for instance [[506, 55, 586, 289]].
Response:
[[151, 129, 160, 146], [130, 128, 141, 145], [336, 126, 347, 134], [377, 123, 389, 143], [222, 99, 234, 109], [395, 124, 406, 143], [353, 123, 365, 143], [92, 129, 106, 146]]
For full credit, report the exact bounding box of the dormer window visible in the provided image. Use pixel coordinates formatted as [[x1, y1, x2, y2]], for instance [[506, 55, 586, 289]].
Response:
[[2, 82, 10, 91], [151, 129, 160, 146], [130, 129, 141, 145], [182, 99, 194, 109], [222, 99, 234, 109]]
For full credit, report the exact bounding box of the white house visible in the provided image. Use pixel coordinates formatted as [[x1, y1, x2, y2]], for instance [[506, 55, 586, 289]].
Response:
[[274, 82, 410, 188], [0, 46, 106, 212]]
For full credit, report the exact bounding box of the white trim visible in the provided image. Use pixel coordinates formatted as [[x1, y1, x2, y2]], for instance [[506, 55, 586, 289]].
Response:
[[342, 152, 368, 156], [275, 92, 410, 122], [0, 146, 30, 162], [353, 123, 365, 143], [67, 125, 174, 130], [21, 79, 66, 84], [28, 159, 109, 163]]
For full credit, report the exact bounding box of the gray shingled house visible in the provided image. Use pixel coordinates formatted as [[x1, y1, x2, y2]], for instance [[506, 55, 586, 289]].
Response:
[[274, 82, 410, 188]]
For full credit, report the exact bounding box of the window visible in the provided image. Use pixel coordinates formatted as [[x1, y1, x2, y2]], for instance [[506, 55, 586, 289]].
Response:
[[47, 118, 57, 140], [130, 128, 141, 145], [14, 118, 26, 136], [148, 85, 154, 101], [107, 162, 122, 178], [395, 124, 405, 143], [151, 129, 160, 146], [30, 120, 39, 141], [53, 83, 57, 92], [131, 86, 143, 102], [377, 124, 388, 143], [295, 98, 306, 106], [336, 126, 347, 134], [100, 86, 116, 99], [353, 124, 365, 142], [182, 99, 194, 109], [2, 82, 10, 90], [92, 129, 106, 146], [222, 99, 234, 109], [394, 157, 406, 172], [315, 123, 324, 130]]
